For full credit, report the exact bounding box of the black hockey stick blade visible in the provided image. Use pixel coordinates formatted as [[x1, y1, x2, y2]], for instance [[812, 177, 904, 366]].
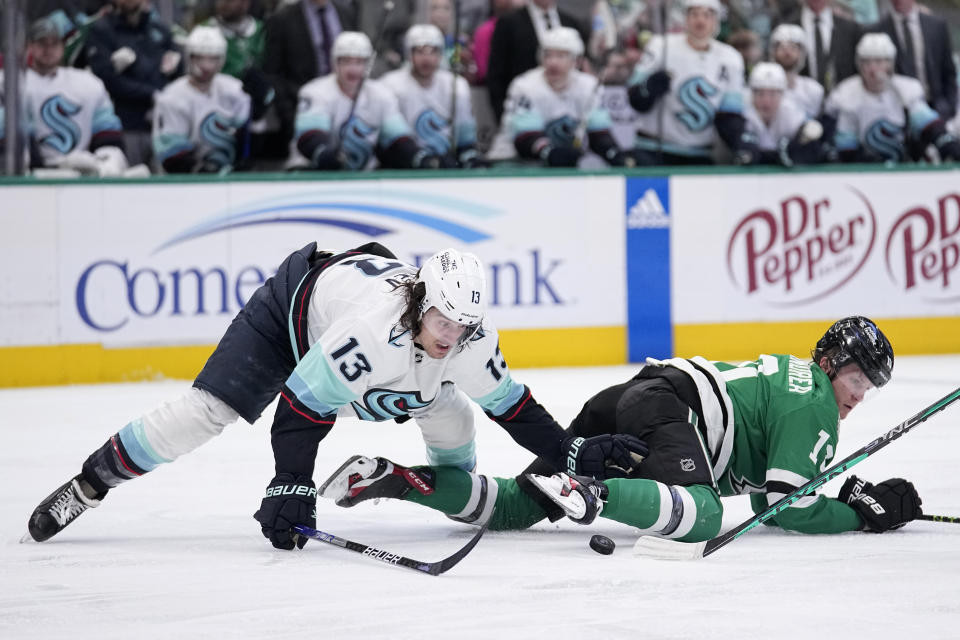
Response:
[[293, 519, 488, 576], [635, 385, 960, 561]]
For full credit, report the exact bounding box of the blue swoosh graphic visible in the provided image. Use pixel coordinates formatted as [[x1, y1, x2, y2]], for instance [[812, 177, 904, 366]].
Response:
[[153, 216, 392, 252], [156, 201, 492, 253]]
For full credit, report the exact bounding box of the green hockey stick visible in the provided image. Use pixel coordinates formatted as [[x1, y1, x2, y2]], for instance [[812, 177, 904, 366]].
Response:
[[634, 386, 960, 560]]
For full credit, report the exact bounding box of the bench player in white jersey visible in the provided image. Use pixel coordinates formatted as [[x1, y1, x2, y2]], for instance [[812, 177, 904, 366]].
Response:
[[380, 24, 483, 168], [152, 26, 251, 174], [743, 63, 825, 166], [627, 0, 755, 165], [26, 243, 645, 549], [496, 27, 633, 168], [768, 24, 825, 120], [292, 32, 440, 171], [825, 33, 960, 164], [23, 18, 130, 177]]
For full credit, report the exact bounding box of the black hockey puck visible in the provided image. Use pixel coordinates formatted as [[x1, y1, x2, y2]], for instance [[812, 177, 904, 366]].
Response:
[[589, 534, 615, 555]]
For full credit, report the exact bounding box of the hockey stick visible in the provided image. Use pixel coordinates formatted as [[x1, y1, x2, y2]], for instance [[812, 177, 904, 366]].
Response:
[[656, 0, 668, 164], [634, 385, 960, 561], [920, 514, 960, 524], [293, 519, 488, 576], [448, 0, 462, 158], [344, 1, 397, 127]]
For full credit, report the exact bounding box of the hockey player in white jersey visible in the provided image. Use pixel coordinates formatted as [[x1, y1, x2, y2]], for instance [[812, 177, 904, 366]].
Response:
[[26, 243, 645, 549], [743, 62, 825, 166], [381, 24, 483, 168], [152, 26, 251, 174], [293, 32, 440, 171], [627, 0, 755, 165], [23, 18, 130, 177], [498, 27, 633, 167], [768, 24, 825, 120], [825, 33, 960, 164]]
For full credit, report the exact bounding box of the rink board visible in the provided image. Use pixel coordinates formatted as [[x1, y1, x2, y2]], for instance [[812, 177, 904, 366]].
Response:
[[2, 167, 959, 387], [0, 174, 627, 386]]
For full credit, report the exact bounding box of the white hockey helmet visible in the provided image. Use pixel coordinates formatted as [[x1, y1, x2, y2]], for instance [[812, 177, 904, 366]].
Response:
[[683, 0, 721, 13], [856, 32, 897, 63], [769, 23, 807, 69], [333, 31, 373, 60], [185, 25, 227, 59], [769, 23, 806, 49], [539, 26, 584, 58], [418, 248, 487, 330], [404, 24, 444, 56], [749, 62, 787, 91]]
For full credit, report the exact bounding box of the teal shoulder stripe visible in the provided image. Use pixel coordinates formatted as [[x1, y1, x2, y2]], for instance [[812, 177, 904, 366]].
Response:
[[286, 351, 358, 415]]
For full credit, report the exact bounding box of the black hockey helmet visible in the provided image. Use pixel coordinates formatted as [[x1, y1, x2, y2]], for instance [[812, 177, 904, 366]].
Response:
[[814, 316, 894, 388]]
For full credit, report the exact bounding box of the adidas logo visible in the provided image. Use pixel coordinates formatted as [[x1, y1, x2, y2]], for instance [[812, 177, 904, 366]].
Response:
[[627, 188, 669, 229]]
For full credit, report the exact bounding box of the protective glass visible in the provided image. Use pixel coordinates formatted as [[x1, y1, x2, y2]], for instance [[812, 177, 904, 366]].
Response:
[[422, 307, 479, 345]]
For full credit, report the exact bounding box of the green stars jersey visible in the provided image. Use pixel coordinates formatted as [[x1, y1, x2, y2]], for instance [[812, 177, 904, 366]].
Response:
[[705, 354, 862, 533]]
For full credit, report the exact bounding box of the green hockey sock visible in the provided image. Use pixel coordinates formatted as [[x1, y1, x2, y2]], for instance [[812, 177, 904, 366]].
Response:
[[403, 468, 550, 531], [602, 478, 722, 542]]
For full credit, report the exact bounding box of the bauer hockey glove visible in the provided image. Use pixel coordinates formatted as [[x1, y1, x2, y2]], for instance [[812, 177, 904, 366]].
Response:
[[837, 475, 922, 532], [253, 473, 317, 550], [562, 434, 649, 480]]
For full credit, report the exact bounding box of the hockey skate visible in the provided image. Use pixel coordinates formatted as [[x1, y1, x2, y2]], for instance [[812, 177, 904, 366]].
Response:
[[525, 472, 608, 525], [319, 455, 435, 507], [26, 475, 105, 542]]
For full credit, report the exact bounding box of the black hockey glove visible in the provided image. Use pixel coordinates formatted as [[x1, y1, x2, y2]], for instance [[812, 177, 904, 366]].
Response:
[[604, 148, 637, 167], [313, 146, 345, 170], [253, 473, 317, 550], [562, 434, 649, 480], [627, 70, 671, 112], [540, 145, 581, 167], [837, 475, 922, 533], [934, 133, 960, 161]]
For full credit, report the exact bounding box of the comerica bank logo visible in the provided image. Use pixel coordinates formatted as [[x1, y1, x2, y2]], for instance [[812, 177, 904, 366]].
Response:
[[75, 188, 504, 332], [73, 187, 566, 334]]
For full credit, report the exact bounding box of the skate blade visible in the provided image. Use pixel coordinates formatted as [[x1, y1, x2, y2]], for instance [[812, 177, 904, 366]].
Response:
[[19, 531, 37, 544], [632, 535, 706, 561], [318, 454, 363, 500]]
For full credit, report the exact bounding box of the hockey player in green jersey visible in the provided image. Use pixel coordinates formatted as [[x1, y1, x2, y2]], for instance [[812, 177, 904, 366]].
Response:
[[320, 316, 923, 542]]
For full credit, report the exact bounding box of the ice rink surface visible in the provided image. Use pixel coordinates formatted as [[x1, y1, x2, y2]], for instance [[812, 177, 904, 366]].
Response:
[[2, 356, 959, 639]]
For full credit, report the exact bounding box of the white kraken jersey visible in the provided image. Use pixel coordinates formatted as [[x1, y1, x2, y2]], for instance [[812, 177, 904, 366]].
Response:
[[502, 67, 610, 148], [599, 84, 641, 149], [293, 75, 413, 170], [630, 33, 745, 157], [785, 75, 825, 118], [380, 67, 477, 155], [23, 67, 122, 165], [743, 93, 808, 150], [291, 254, 522, 427], [152, 74, 250, 171], [825, 74, 937, 161]]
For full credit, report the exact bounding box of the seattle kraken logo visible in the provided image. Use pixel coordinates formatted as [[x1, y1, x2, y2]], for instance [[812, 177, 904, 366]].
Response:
[[40, 95, 82, 154], [864, 120, 904, 161], [415, 109, 450, 155], [675, 77, 719, 132], [351, 389, 431, 421], [199, 112, 237, 169], [339, 116, 375, 170], [545, 115, 578, 148]]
